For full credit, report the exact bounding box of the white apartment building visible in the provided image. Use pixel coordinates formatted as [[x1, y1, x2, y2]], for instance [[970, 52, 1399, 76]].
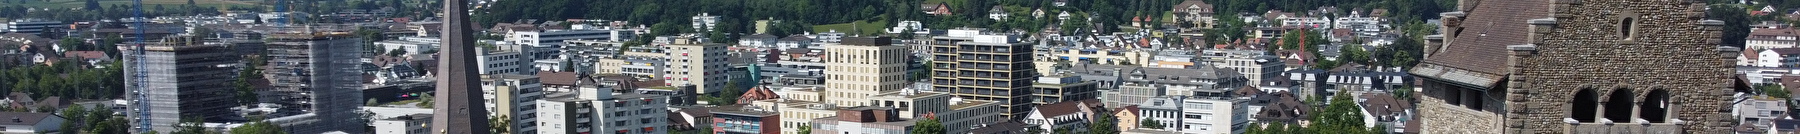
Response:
[[483, 74, 546, 134], [1333, 17, 1384, 32], [5, 19, 62, 33], [506, 25, 641, 60], [1748, 28, 1800, 51], [1281, 17, 1330, 28], [372, 114, 431, 134], [1179, 97, 1248, 134], [693, 13, 720, 32], [663, 38, 728, 94], [1201, 49, 1286, 86], [478, 42, 535, 75], [537, 90, 670, 134], [374, 36, 442, 56]]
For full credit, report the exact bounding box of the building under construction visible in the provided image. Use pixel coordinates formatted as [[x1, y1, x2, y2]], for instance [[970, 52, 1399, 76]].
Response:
[[122, 36, 241, 133], [262, 32, 365, 134]]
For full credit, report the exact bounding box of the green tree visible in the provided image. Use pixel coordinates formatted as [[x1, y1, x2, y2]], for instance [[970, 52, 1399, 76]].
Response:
[[1244, 123, 1266, 134], [1708, 4, 1751, 48], [1341, 44, 1372, 65], [1304, 92, 1371, 134], [229, 120, 287, 134], [58, 106, 88, 133], [171, 117, 219, 134], [798, 125, 812, 134], [1088, 113, 1119, 134], [60, 38, 86, 51], [1761, 84, 1790, 98], [911, 118, 945, 134], [388, 48, 407, 57], [1139, 119, 1164, 129], [491, 115, 511, 134]]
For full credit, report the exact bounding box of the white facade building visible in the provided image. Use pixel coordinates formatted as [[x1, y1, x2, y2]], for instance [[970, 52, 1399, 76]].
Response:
[[372, 114, 431, 134], [536, 91, 669, 134], [477, 43, 535, 75], [1178, 97, 1248, 134], [374, 36, 442, 56], [693, 13, 720, 32], [482, 74, 545, 134]]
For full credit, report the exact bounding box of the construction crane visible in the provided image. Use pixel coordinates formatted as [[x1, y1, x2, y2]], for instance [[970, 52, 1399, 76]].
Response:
[[129, 0, 150, 132]]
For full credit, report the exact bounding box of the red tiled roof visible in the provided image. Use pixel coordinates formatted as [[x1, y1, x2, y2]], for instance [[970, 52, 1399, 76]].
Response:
[[62, 51, 107, 60], [736, 85, 780, 104], [1745, 48, 1761, 61]]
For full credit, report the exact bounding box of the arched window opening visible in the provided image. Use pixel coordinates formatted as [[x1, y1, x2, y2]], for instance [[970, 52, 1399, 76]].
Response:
[[1641, 89, 1671, 123], [1604, 89, 1635, 122], [1571, 89, 1599, 122], [1620, 18, 1635, 39]]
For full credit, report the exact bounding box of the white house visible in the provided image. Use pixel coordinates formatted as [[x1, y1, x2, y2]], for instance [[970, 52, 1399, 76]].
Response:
[[1024, 100, 1103, 133], [886, 21, 924, 34], [777, 35, 814, 51], [988, 6, 1010, 21], [373, 114, 431, 134], [1759, 48, 1800, 68], [739, 34, 779, 48], [0, 112, 64, 134]]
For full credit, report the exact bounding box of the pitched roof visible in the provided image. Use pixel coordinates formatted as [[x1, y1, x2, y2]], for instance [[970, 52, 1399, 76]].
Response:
[[1772, 48, 1800, 55], [61, 51, 107, 60], [1174, 0, 1211, 11], [0, 112, 57, 126], [1358, 93, 1412, 121], [736, 85, 780, 104], [1745, 48, 1761, 61], [1413, 0, 1550, 88], [1034, 99, 1095, 118]]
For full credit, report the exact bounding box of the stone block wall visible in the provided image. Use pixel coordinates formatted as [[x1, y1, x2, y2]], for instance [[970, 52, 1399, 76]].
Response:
[[1506, 0, 1732, 133]]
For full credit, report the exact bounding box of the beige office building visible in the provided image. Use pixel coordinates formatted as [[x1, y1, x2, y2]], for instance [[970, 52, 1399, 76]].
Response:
[[822, 37, 911, 106]]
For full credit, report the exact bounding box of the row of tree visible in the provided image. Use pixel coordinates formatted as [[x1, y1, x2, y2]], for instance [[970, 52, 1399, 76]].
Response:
[[0, 60, 125, 101]]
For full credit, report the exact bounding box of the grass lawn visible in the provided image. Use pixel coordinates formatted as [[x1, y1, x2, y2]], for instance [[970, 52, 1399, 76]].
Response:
[[0, 0, 258, 9], [814, 19, 889, 36]]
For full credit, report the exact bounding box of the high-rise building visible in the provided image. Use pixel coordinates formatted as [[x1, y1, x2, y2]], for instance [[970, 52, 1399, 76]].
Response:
[[482, 74, 544, 134], [265, 33, 365, 134], [822, 37, 910, 106], [663, 38, 728, 94], [122, 36, 241, 133], [928, 29, 1037, 119], [477, 43, 535, 75]]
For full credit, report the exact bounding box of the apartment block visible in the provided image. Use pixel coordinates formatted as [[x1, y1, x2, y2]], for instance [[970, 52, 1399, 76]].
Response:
[[822, 37, 910, 106], [663, 38, 729, 94]]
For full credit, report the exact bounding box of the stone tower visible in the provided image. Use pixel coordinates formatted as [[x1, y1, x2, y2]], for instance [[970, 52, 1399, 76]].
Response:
[[1410, 0, 1743, 133]]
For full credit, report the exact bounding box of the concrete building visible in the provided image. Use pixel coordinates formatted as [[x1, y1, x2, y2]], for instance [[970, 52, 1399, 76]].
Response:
[[1411, 0, 1740, 133], [710, 105, 780, 134], [1136, 97, 1183, 131], [1031, 75, 1100, 104], [1200, 49, 1286, 85], [373, 114, 431, 134], [1735, 95, 1789, 128], [693, 13, 721, 32], [663, 38, 729, 94], [932, 97, 1004, 134], [482, 74, 544, 134], [866, 90, 951, 119], [373, 36, 441, 56], [122, 37, 240, 133], [262, 33, 365, 134], [822, 37, 910, 106], [4, 19, 61, 34], [535, 90, 669, 134], [477, 42, 535, 75], [928, 29, 1038, 119], [809, 107, 917, 134], [1177, 97, 1247, 134], [1077, 63, 1248, 106]]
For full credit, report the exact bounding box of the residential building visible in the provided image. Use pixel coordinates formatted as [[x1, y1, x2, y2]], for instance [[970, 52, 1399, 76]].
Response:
[[928, 29, 1038, 119], [122, 36, 240, 133], [1410, 0, 1739, 133], [373, 36, 441, 56], [4, 19, 61, 34], [373, 114, 431, 134], [710, 105, 780, 134], [1172, 0, 1215, 28], [1136, 97, 1183, 131], [809, 107, 917, 134], [1075, 63, 1247, 97], [989, 6, 1009, 20], [693, 13, 720, 32], [1358, 93, 1414, 133], [482, 74, 545, 134], [262, 33, 365, 134], [1177, 97, 1248, 134], [1021, 99, 1105, 132], [0, 112, 64, 134], [777, 35, 814, 51], [822, 37, 910, 106], [812, 30, 845, 43], [1748, 28, 1799, 51], [1760, 48, 1800, 68], [663, 38, 729, 94], [1201, 49, 1287, 85], [1735, 95, 1789, 128], [739, 34, 779, 48], [934, 97, 1003, 134], [866, 90, 951, 119], [536, 90, 669, 134], [478, 42, 535, 75], [1115, 105, 1142, 131], [750, 100, 842, 134], [1031, 75, 1100, 104]]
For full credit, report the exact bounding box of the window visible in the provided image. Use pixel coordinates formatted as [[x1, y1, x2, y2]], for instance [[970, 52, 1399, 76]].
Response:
[[1641, 89, 1670, 123], [1620, 17, 1635, 39], [1604, 89, 1635, 122], [1571, 89, 1598, 122]]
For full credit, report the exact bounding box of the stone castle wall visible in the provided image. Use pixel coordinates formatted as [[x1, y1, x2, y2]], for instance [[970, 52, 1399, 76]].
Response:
[[1505, 0, 1732, 133]]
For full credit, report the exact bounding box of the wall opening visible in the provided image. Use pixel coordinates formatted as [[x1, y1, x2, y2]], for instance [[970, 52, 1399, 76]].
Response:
[[1571, 89, 1599, 122], [1641, 89, 1670, 123], [1604, 89, 1635, 122], [1620, 18, 1635, 39]]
